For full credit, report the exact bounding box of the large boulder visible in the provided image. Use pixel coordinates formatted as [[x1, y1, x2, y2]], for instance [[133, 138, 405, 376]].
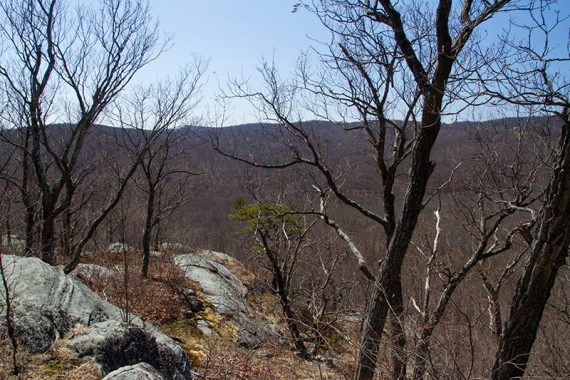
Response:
[[103, 362, 164, 380], [1, 255, 125, 353], [174, 250, 280, 348], [0, 255, 191, 379], [174, 252, 248, 315], [67, 320, 190, 379]]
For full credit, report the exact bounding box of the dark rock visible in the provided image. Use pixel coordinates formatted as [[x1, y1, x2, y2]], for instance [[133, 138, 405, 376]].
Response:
[[186, 296, 204, 313], [67, 320, 191, 379]]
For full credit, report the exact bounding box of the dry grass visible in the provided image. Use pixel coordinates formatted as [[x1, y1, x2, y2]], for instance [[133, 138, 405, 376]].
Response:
[[196, 339, 349, 380], [0, 336, 101, 380], [80, 250, 195, 324], [1, 248, 358, 379]]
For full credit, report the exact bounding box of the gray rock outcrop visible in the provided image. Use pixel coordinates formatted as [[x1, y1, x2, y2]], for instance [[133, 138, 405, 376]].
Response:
[[103, 362, 165, 380], [107, 242, 133, 253], [1, 255, 125, 353], [174, 249, 280, 348], [67, 320, 190, 379], [174, 251, 248, 315], [0, 255, 191, 379], [74, 263, 115, 282]]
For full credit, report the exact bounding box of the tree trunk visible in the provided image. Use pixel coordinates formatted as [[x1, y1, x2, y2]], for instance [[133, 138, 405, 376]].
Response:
[[354, 258, 403, 380], [22, 132, 35, 257], [270, 266, 309, 357], [24, 201, 35, 257], [153, 220, 161, 251], [40, 204, 56, 265], [61, 207, 72, 258], [353, 110, 441, 380], [412, 326, 435, 380], [389, 281, 407, 380], [278, 287, 309, 357], [4, 201, 12, 247], [491, 112, 570, 380], [141, 190, 155, 277]]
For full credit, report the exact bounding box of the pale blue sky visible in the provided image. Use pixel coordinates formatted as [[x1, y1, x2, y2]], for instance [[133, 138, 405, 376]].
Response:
[[137, 1, 329, 124], [136, 1, 570, 124]]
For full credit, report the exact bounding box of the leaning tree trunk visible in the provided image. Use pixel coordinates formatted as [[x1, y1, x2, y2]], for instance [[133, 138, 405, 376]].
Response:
[[353, 104, 442, 380], [277, 285, 309, 357], [491, 111, 570, 380], [389, 281, 407, 380], [270, 264, 309, 358]]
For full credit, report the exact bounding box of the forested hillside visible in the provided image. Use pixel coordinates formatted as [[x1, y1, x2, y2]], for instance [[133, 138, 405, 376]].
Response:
[[1, 0, 568, 379]]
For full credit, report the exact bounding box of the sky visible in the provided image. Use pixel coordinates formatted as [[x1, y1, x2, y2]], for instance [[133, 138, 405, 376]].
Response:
[[137, 1, 330, 125], [135, 1, 570, 125]]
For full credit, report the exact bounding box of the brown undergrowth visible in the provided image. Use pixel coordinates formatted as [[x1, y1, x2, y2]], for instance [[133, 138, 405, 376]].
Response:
[[80, 250, 194, 325], [1, 249, 356, 379]]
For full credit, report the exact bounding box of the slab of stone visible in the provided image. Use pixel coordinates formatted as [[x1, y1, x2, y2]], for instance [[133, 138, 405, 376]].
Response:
[[67, 320, 191, 379], [0, 255, 192, 380], [103, 362, 165, 380], [174, 250, 281, 348], [74, 263, 115, 281]]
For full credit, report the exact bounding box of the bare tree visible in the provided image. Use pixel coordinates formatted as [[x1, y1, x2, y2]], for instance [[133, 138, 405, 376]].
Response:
[[0, 0, 164, 266], [230, 195, 318, 358], [479, 6, 570, 376], [110, 63, 207, 277], [214, 1, 516, 378]]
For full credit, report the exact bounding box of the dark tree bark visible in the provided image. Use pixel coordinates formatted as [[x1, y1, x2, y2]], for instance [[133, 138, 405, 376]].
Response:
[[492, 110, 570, 379], [389, 283, 407, 380], [352, 1, 512, 377], [141, 188, 155, 277], [214, 1, 514, 378], [0, 0, 162, 266]]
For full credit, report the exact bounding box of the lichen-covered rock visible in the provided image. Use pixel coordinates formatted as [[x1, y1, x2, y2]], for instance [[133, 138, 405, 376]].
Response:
[[0, 255, 191, 379], [174, 250, 280, 348], [103, 362, 165, 380], [174, 252, 248, 315], [67, 320, 191, 379], [0, 255, 125, 353]]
